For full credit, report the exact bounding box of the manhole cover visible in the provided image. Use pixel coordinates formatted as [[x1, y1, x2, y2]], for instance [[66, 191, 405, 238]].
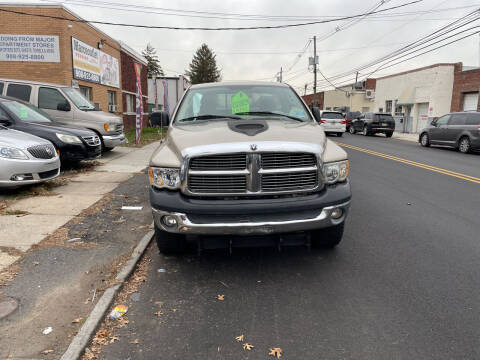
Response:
[[0, 297, 19, 319]]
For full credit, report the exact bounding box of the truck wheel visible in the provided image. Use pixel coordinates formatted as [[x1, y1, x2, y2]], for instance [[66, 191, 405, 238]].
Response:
[[420, 133, 430, 147], [337, 132, 343, 137], [363, 125, 370, 136], [349, 126, 356, 134], [385, 131, 393, 138], [311, 223, 345, 249], [458, 136, 471, 154], [155, 225, 186, 254]]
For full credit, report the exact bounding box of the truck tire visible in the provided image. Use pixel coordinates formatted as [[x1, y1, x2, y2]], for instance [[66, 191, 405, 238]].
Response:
[[155, 225, 186, 254], [337, 132, 343, 137], [363, 125, 370, 136], [385, 131, 393, 138], [458, 136, 471, 154], [349, 126, 356, 134], [311, 222, 345, 249]]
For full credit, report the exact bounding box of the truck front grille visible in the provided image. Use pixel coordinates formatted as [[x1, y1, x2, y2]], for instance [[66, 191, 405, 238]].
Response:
[[187, 152, 320, 195], [27, 144, 56, 159]]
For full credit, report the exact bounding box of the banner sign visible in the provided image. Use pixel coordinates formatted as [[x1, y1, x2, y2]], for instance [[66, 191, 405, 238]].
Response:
[[162, 80, 170, 114], [72, 37, 100, 84], [134, 63, 143, 145], [0, 35, 60, 62], [72, 37, 119, 88]]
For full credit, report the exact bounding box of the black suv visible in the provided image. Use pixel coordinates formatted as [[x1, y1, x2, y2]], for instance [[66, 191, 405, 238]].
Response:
[[349, 112, 395, 137], [419, 112, 480, 153]]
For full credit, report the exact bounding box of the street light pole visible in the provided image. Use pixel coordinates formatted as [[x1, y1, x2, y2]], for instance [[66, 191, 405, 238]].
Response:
[[313, 35, 317, 101], [153, 74, 158, 111]]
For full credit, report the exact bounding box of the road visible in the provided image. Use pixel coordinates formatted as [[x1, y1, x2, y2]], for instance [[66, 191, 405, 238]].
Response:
[[99, 134, 480, 360]]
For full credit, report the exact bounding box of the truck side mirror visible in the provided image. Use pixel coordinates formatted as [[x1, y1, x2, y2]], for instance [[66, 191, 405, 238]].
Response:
[[57, 102, 71, 111], [312, 107, 321, 122]]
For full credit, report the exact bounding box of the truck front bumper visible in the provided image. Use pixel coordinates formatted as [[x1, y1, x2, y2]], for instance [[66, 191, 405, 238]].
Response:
[[150, 181, 351, 235], [103, 133, 126, 148]]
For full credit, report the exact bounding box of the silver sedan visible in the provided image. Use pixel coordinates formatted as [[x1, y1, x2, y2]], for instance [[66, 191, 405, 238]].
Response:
[[0, 126, 60, 187]]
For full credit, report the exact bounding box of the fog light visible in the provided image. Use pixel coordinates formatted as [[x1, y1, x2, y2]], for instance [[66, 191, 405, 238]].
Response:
[[162, 215, 178, 227], [10, 173, 33, 181], [331, 208, 343, 219]]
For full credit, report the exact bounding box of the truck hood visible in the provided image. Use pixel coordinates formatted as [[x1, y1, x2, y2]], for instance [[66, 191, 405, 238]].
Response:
[[167, 119, 325, 155], [0, 127, 50, 149], [78, 110, 123, 124]]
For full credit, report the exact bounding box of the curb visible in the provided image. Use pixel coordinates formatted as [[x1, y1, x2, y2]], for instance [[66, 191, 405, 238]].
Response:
[[60, 229, 155, 360]]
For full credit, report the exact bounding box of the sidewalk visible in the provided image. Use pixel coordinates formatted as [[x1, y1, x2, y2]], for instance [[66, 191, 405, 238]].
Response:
[[392, 132, 419, 142], [0, 142, 159, 272]]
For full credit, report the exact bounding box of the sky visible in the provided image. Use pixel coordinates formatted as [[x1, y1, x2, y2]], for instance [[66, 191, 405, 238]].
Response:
[[4, 0, 480, 94]]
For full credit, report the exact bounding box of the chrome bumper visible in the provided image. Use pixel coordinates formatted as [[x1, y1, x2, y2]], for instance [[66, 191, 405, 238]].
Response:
[[152, 201, 350, 235], [103, 133, 126, 148]]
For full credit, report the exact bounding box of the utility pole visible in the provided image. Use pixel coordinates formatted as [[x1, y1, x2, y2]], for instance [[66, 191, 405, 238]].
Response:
[[280, 67, 283, 83], [304, 83, 308, 96], [313, 35, 317, 99], [354, 71, 359, 89]]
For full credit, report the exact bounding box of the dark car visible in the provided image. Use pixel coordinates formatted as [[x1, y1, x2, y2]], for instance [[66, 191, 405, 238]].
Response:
[[419, 112, 480, 154], [349, 112, 395, 137], [0, 97, 101, 162], [344, 111, 361, 131]]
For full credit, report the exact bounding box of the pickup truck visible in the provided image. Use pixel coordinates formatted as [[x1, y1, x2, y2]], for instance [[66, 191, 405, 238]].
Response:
[[148, 81, 352, 253]]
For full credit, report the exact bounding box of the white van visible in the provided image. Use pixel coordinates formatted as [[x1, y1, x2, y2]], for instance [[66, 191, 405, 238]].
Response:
[[0, 78, 125, 151]]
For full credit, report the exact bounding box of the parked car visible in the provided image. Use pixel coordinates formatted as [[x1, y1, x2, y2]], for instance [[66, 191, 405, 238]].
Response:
[[344, 111, 361, 131], [0, 78, 126, 151], [0, 125, 60, 187], [0, 97, 101, 162], [419, 112, 480, 153], [317, 110, 346, 136], [350, 112, 395, 137], [148, 81, 351, 254]]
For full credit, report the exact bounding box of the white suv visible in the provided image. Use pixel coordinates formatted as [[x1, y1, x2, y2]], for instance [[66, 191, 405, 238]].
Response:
[[318, 110, 346, 137]]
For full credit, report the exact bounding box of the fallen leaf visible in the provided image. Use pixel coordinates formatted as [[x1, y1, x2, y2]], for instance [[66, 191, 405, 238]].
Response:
[[154, 311, 164, 317], [32, 261, 40, 266], [269, 347, 283, 358], [243, 343, 254, 351], [171, 308, 177, 312], [84, 298, 90, 304], [235, 335, 244, 342], [130, 338, 140, 344], [84, 347, 95, 360], [217, 294, 225, 301], [155, 301, 164, 306], [72, 318, 82, 323], [42, 349, 54, 354], [110, 336, 119, 344]]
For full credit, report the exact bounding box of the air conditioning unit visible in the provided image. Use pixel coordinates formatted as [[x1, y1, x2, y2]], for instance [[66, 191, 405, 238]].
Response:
[[365, 90, 375, 99], [108, 104, 118, 112]]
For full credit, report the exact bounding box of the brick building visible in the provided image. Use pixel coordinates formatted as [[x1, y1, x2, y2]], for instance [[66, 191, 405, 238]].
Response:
[[302, 92, 324, 109], [451, 63, 480, 112], [0, 4, 149, 129]]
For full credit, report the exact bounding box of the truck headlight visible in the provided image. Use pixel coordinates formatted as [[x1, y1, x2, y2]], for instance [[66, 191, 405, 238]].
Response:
[[56, 133, 82, 144], [149, 167, 181, 189], [323, 160, 349, 184], [0, 146, 29, 160]]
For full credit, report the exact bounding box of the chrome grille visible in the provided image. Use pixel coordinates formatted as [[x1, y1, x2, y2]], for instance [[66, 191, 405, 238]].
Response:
[[261, 171, 318, 191], [27, 144, 56, 159], [187, 152, 320, 195], [82, 135, 101, 146], [261, 153, 316, 169], [190, 153, 247, 170], [188, 175, 247, 193]]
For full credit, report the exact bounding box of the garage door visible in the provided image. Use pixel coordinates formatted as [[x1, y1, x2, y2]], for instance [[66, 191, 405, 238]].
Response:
[[463, 93, 479, 111], [416, 102, 429, 133]]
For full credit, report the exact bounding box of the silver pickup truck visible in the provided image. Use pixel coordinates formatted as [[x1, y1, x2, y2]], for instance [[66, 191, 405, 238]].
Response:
[[148, 81, 351, 253]]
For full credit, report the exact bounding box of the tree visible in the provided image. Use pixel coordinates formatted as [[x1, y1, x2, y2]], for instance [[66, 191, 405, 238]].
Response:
[[185, 44, 221, 84], [142, 44, 164, 78]]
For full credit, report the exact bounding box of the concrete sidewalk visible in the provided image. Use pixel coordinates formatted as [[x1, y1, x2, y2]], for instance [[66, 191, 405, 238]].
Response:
[[392, 132, 419, 142], [0, 142, 159, 271]]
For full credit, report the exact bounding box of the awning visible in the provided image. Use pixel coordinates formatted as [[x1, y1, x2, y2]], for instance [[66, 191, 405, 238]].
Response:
[[397, 87, 416, 105]]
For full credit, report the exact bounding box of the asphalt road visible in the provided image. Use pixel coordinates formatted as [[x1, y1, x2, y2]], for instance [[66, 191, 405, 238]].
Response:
[[100, 134, 480, 360]]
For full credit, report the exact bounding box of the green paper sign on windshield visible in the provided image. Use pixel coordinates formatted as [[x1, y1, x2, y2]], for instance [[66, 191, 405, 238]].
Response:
[[20, 106, 28, 119], [231, 91, 250, 114]]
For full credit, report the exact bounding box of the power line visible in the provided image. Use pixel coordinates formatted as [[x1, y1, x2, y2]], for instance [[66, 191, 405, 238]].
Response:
[[0, 1, 423, 31]]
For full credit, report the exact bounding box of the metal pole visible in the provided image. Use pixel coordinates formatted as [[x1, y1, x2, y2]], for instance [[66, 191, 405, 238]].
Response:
[[280, 67, 283, 83], [313, 36, 317, 106]]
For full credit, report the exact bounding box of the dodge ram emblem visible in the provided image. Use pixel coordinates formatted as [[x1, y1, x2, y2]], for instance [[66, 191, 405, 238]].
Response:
[[250, 144, 257, 151]]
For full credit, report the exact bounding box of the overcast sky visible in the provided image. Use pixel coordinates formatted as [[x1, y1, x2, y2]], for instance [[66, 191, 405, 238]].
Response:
[[5, 0, 480, 93]]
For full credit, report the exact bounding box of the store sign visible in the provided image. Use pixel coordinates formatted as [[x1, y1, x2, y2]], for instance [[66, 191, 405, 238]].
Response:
[[134, 63, 143, 145], [0, 34, 60, 62], [72, 37, 119, 88]]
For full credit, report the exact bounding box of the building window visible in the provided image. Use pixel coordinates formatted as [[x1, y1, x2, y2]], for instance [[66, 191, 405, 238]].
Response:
[[107, 91, 117, 113], [385, 100, 392, 114], [126, 94, 136, 113], [38, 87, 68, 110], [394, 100, 403, 115], [326, 107, 331, 110], [378, 107, 383, 112], [6, 83, 31, 102], [79, 86, 92, 101]]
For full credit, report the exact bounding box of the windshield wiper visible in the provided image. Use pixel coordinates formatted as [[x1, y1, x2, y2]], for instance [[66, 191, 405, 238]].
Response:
[[177, 114, 242, 122], [234, 111, 304, 122]]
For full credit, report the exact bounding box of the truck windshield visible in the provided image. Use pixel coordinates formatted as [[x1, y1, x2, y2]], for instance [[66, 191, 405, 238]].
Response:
[[63, 88, 96, 110], [175, 85, 311, 123], [1, 100, 52, 123]]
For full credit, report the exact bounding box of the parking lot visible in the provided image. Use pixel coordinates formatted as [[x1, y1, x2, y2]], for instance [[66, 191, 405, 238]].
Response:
[[81, 134, 480, 360]]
